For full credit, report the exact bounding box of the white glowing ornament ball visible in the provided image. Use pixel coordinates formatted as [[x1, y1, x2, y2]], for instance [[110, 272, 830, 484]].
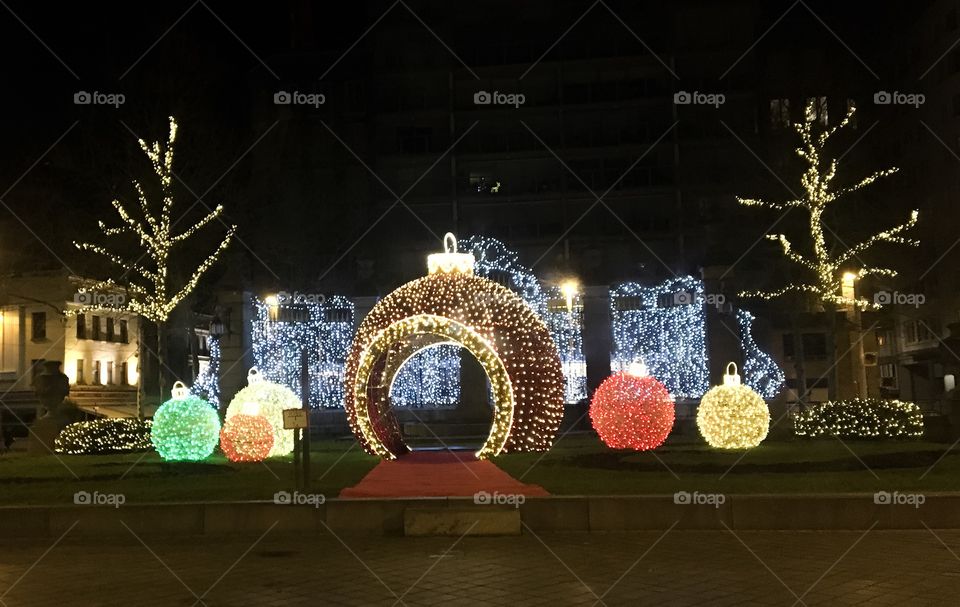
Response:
[[225, 368, 302, 457], [696, 362, 770, 449]]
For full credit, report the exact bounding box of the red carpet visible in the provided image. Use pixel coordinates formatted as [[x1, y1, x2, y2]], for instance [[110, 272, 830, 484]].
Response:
[[339, 450, 550, 498]]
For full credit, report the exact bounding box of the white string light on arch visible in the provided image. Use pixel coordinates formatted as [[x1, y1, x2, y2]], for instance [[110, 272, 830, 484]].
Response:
[[190, 335, 221, 407], [250, 295, 355, 407], [736, 310, 785, 400], [610, 277, 710, 399]]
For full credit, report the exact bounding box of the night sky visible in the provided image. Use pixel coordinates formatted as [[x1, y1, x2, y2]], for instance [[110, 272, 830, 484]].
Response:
[[0, 1, 918, 299]]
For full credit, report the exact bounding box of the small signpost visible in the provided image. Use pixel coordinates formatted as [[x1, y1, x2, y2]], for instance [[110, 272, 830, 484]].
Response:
[[282, 409, 309, 430], [289, 350, 311, 490]]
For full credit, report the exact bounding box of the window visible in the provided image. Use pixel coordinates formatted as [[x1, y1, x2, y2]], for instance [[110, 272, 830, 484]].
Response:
[[31, 312, 46, 340], [106, 361, 114, 385], [845, 98, 857, 128], [805, 96, 828, 126], [904, 320, 935, 344], [91, 316, 101, 340], [769, 98, 790, 129], [120, 362, 128, 386], [106, 318, 115, 342], [76, 359, 85, 384], [120, 320, 129, 343], [876, 329, 895, 347], [93, 361, 101, 385], [76, 314, 87, 339], [880, 362, 897, 388]]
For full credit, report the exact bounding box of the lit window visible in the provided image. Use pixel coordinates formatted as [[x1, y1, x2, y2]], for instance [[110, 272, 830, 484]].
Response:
[[805, 96, 828, 126], [770, 98, 791, 129]]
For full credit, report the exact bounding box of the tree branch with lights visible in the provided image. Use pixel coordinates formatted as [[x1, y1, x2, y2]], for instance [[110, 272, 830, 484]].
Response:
[[71, 116, 236, 406], [738, 102, 918, 310]]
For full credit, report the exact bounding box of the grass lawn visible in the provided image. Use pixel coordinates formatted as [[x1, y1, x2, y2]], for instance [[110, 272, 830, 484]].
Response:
[[0, 439, 378, 506], [495, 434, 960, 495], [3, 435, 960, 505]]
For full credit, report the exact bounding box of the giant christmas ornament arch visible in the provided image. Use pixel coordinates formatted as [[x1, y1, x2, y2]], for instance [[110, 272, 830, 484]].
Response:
[[344, 234, 565, 459]]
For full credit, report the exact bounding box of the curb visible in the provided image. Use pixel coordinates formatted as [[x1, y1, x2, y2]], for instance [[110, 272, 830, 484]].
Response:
[[2, 493, 958, 537]]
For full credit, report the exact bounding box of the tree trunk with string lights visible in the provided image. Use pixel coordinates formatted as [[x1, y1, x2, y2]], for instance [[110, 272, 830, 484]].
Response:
[[68, 117, 236, 406]]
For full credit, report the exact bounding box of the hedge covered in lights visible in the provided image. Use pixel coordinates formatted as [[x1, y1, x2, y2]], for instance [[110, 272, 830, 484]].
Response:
[[794, 398, 924, 439], [55, 418, 153, 454]]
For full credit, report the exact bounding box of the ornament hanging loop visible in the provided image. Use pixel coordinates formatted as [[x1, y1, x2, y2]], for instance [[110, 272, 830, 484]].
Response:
[[723, 362, 742, 386], [247, 367, 263, 385], [171, 380, 189, 400], [443, 232, 457, 254]]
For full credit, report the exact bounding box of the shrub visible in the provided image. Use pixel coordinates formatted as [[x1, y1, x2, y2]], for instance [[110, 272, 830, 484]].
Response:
[[55, 418, 153, 454], [794, 398, 923, 439]]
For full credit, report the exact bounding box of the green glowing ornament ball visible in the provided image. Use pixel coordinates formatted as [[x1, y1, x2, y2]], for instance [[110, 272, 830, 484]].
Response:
[[225, 368, 301, 457], [150, 381, 221, 461], [696, 362, 770, 449]]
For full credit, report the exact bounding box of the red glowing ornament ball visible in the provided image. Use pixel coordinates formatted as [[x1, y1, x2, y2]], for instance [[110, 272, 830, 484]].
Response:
[[589, 363, 676, 451], [220, 414, 275, 462]]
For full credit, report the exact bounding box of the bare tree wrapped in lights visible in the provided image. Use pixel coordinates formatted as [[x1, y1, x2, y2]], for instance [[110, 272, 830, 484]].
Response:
[[738, 101, 919, 310], [738, 101, 919, 404], [72, 117, 235, 410]]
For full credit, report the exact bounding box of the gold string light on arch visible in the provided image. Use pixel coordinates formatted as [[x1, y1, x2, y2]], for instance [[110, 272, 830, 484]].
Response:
[[343, 234, 565, 459]]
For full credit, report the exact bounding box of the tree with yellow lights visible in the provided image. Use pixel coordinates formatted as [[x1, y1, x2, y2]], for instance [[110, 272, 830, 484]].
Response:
[[72, 117, 235, 410], [738, 101, 918, 310], [738, 100, 918, 403]]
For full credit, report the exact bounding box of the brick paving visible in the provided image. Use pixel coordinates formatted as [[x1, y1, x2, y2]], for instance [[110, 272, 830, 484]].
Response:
[[1, 528, 959, 606]]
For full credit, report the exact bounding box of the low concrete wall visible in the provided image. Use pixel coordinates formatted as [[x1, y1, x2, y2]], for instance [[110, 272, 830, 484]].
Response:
[[2, 494, 958, 538]]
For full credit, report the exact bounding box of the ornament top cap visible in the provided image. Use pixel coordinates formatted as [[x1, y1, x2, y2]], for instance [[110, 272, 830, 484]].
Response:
[[171, 380, 189, 400], [247, 367, 264, 385], [723, 362, 741, 386], [427, 232, 475, 275], [627, 361, 648, 377]]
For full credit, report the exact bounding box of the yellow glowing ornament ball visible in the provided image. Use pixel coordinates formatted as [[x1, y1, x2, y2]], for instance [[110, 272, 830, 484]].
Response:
[[225, 368, 301, 457], [696, 362, 770, 449]]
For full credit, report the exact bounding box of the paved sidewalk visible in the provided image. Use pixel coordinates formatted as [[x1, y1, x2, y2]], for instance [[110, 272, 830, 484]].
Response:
[[1, 529, 959, 605]]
